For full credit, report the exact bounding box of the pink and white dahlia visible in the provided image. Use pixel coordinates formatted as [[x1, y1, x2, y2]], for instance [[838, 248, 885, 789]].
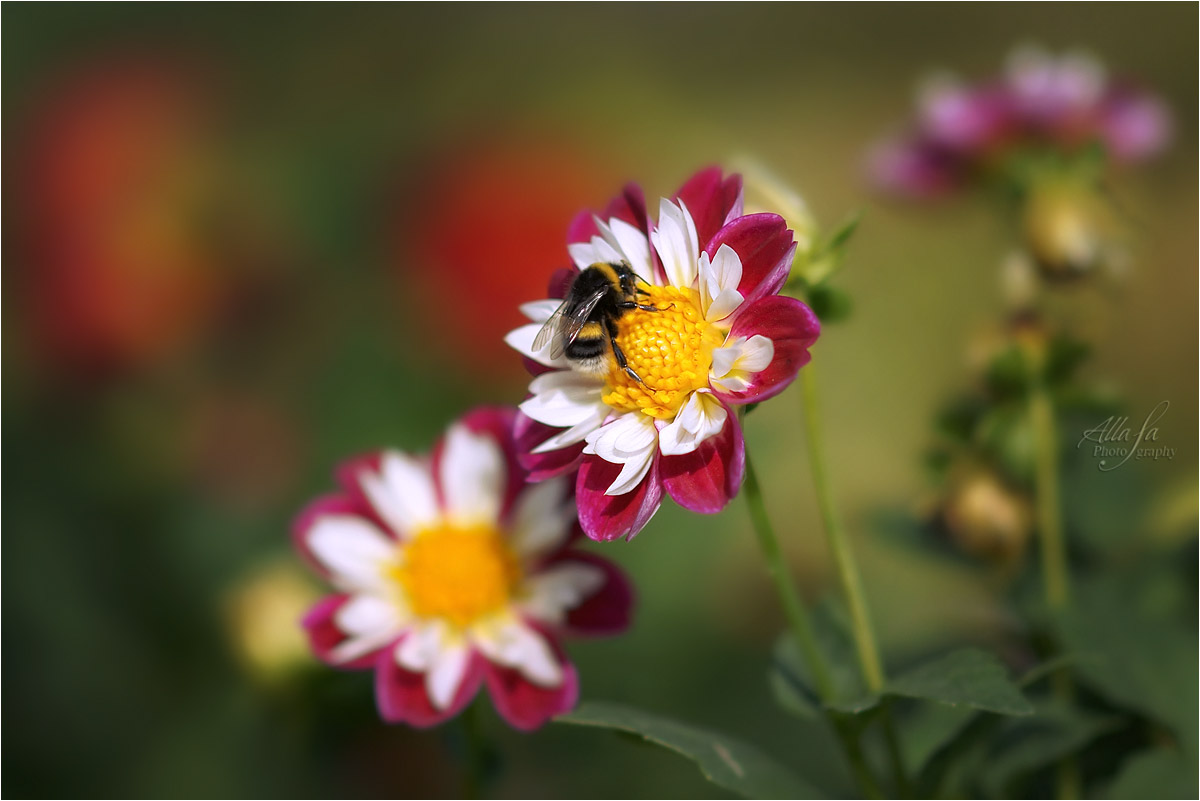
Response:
[[294, 407, 632, 731], [869, 46, 1173, 199], [506, 168, 820, 541]]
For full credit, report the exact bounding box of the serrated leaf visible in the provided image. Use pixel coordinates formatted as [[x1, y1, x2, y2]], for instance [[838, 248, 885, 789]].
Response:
[[888, 649, 1034, 716], [557, 701, 821, 799]]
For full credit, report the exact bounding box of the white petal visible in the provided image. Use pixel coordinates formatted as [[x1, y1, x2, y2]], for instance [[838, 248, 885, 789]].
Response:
[[426, 643, 470, 711], [658, 392, 728, 457], [519, 371, 606, 428], [601, 217, 653, 281], [699, 244, 745, 322], [395, 619, 445, 672], [505, 322, 571, 369], [518, 562, 605, 625], [439, 423, 504, 526], [509, 478, 576, 558], [650, 198, 699, 288], [359, 451, 438, 539], [329, 595, 406, 663], [585, 414, 659, 496], [529, 404, 608, 454], [520, 299, 564, 323], [574, 234, 623, 268], [568, 241, 601, 271], [710, 334, 775, 393], [308, 516, 396, 593], [473, 618, 563, 688]]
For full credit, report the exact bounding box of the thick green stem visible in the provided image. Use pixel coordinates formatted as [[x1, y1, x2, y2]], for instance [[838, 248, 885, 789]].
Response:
[[799, 365, 885, 693]]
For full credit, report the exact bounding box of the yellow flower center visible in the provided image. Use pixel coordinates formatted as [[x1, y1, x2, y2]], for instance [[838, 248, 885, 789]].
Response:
[[392, 524, 520, 628], [602, 285, 724, 420]]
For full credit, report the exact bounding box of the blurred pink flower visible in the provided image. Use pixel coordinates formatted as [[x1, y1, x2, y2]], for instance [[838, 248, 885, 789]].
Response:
[[506, 169, 820, 541], [870, 46, 1172, 198], [294, 407, 632, 731]]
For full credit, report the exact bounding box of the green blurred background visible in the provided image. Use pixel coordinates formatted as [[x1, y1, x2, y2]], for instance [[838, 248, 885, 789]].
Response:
[[4, 4, 1195, 797]]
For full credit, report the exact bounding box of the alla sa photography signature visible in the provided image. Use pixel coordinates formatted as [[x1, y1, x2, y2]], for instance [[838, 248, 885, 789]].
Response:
[[1077, 400, 1174, 471]]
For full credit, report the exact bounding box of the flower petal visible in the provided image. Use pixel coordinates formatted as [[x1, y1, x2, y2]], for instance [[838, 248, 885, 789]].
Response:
[[302, 594, 392, 670], [508, 476, 576, 559], [330, 594, 407, 664], [660, 399, 745, 514], [657, 391, 728, 457], [698, 243, 745, 322], [359, 451, 438, 540], [515, 413, 586, 482], [704, 213, 796, 309], [517, 560, 605, 626], [506, 320, 572, 370], [426, 641, 472, 711], [711, 295, 820, 406], [375, 641, 484, 728], [602, 217, 654, 282], [584, 413, 659, 496], [472, 617, 563, 687], [484, 647, 578, 732], [545, 551, 635, 637], [436, 420, 506, 526], [709, 334, 775, 394], [576, 452, 663, 541], [673, 167, 744, 249], [519, 370, 606, 428], [293, 493, 367, 580], [650, 198, 700, 288], [307, 515, 395, 593]]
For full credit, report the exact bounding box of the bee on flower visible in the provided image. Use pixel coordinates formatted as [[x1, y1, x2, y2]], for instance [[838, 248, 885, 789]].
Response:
[[294, 407, 632, 731], [506, 168, 821, 542]]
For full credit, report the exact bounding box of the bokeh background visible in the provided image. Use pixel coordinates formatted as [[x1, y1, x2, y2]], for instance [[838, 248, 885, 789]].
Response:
[[4, 4, 1195, 797]]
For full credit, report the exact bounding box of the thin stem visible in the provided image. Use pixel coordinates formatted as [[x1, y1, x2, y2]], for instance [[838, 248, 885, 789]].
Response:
[[744, 452, 883, 798], [799, 364, 885, 693], [1030, 382, 1069, 609], [800, 363, 913, 796], [743, 453, 835, 701], [1030, 380, 1078, 798]]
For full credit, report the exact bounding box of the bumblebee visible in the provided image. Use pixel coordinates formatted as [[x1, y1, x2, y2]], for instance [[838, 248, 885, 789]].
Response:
[[532, 261, 661, 382]]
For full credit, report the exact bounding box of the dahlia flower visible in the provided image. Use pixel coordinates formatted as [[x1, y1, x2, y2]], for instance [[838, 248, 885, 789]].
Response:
[[869, 46, 1172, 198], [506, 168, 820, 541], [294, 407, 632, 730]]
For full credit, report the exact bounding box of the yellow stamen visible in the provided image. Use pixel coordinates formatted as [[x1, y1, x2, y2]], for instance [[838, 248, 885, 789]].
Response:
[[602, 286, 724, 420], [392, 524, 520, 628]]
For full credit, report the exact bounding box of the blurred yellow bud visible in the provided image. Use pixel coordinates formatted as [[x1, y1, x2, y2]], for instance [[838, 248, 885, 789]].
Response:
[[224, 560, 319, 684], [1021, 177, 1121, 283], [943, 469, 1033, 565]]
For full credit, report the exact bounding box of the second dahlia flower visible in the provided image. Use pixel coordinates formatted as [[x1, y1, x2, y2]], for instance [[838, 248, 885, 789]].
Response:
[[506, 169, 820, 541], [294, 407, 632, 730]]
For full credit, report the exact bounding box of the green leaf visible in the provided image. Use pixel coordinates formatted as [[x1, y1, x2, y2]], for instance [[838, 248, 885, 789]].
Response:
[[977, 704, 1123, 798], [1102, 748, 1198, 799], [888, 649, 1035, 716], [769, 601, 876, 719], [557, 701, 821, 799], [823, 210, 863, 253]]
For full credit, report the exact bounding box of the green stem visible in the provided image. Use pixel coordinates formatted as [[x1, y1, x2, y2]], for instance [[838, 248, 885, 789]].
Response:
[[800, 363, 912, 796], [799, 364, 885, 693], [1030, 383, 1069, 610], [1030, 380, 1078, 798], [743, 453, 835, 702], [744, 452, 882, 798]]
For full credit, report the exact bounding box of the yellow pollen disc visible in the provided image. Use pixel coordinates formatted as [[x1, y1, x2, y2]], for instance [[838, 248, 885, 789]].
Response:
[[602, 286, 725, 420], [392, 524, 520, 628]]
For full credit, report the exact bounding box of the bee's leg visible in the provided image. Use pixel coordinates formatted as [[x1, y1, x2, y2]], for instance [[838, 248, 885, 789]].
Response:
[[607, 319, 643, 383], [619, 300, 673, 313]]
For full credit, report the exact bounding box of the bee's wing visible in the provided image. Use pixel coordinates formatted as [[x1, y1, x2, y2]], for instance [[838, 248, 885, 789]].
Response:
[[531, 299, 571, 355], [532, 288, 608, 360]]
